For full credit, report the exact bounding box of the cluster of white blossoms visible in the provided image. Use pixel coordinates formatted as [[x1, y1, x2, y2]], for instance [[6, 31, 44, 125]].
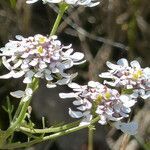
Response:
[[99, 58, 150, 100], [0, 34, 85, 88], [59, 81, 137, 126], [26, 0, 100, 7], [59, 59, 150, 134]]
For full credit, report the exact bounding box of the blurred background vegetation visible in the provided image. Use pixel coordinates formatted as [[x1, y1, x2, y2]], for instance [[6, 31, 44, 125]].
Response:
[[0, 0, 150, 150]]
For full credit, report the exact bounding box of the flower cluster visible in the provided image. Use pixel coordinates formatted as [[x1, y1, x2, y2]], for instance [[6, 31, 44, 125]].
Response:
[[26, 0, 100, 7], [59, 81, 136, 125], [0, 34, 85, 88], [99, 58, 150, 99]]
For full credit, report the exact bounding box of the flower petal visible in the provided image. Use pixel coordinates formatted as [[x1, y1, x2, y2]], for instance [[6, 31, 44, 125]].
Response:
[[10, 90, 25, 98], [69, 108, 83, 118]]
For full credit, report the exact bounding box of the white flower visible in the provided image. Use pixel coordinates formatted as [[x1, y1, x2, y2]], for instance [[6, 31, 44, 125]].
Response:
[[114, 121, 138, 135], [26, 0, 100, 7], [59, 81, 136, 125], [99, 58, 150, 100], [10, 88, 33, 102], [0, 34, 85, 87]]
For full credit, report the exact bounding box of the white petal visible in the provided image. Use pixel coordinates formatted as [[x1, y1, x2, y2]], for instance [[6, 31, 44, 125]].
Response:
[[26, 0, 39, 4], [88, 81, 97, 88], [79, 114, 92, 126], [130, 60, 141, 69], [117, 58, 129, 67], [39, 61, 47, 69], [57, 78, 70, 85], [13, 59, 23, 69], [64, 48, 73, 56], [114, 121, 138, 135], [15, 35, 24, 40], [25, 88, 33, 96], [34, 71, 43, 78], [70, 52, 84, 61], [69, 108, 83, 118], [73, 60, 86, 65], [141, 91, 150, 99], [2, 56, 12, 70], [12, 71, 25, 78], [45, 74, 53, 81], [106, 61, 121, 70], [68, 82, 81, 89], [73, 99, 83, 105], [98, 115, 107, 125], [59, 93, 77, 99], [29, 59, 38, 66], [46, 83, 56, 88], [99, 72, 114, 79], [10, 90, 25, 98], [23, 77, 32, 83], [0, 71, 14, 79]]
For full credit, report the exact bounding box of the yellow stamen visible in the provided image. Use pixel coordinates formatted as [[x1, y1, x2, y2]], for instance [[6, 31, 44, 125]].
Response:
[[37, 46, 43, 54], [39, 37, 46, 44], [132, 70, 143, 80], [95, 94, 102, 105], [105, 91, 111, 100]]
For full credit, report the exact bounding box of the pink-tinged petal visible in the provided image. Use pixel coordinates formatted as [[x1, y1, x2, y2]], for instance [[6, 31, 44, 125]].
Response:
[[59, 93, 77, 99], [68, 108, 83, 118], [10, 90, 25, 98]]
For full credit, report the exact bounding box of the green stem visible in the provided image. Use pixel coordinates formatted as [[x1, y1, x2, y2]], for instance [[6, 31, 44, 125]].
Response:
[[88, 126, 94, 150], [50, 3, 69, 36], [19, 120, 80, 134], [1, 116, 100, 149], [0, 79, 38, 146]]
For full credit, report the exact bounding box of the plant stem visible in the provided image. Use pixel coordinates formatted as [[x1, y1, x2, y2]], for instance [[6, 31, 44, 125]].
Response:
[[0, 79, 38, 147], [50, 3, 68, 36], [1, 116, 100, 149], [19, 120, 80, 134], [88, 126, 94, 150]]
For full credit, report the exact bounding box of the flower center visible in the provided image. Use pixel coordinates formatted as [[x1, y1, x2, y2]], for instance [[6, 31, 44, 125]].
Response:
[[132, 70, 143, 80]]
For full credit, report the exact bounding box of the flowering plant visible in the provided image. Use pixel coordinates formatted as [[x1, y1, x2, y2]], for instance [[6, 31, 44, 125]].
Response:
[[0, 0, 149, 150]]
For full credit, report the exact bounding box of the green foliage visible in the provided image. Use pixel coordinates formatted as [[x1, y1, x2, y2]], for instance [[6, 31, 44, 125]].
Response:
[[9, 0, 16, 8]]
